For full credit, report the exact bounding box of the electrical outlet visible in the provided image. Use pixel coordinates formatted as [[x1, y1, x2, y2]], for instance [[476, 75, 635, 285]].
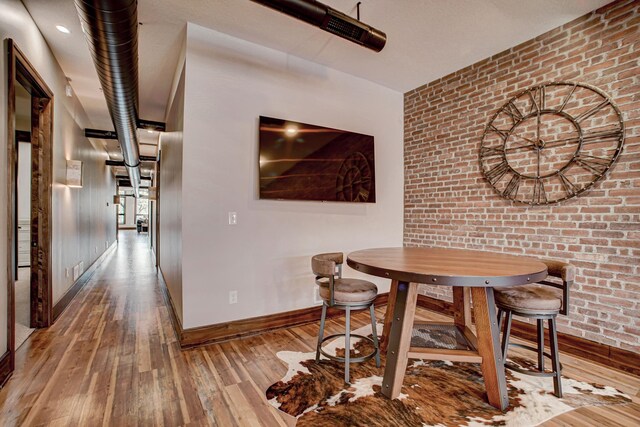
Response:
[[228, 212, 237, 225], [65, 267, 69, 278], [105, 240, 109, 249], [95, 246, 98, 254], [229, 290, 238, 304]]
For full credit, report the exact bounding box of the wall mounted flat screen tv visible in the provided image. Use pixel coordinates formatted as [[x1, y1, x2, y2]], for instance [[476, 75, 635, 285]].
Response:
[[258, 116, 375, 203]]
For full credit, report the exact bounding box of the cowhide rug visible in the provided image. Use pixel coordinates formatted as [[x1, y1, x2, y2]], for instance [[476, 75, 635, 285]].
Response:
[[266, 324, 630, 426]]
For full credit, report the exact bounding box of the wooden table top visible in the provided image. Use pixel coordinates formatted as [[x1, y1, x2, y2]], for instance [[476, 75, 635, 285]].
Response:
[[347, 247, 548, 287]]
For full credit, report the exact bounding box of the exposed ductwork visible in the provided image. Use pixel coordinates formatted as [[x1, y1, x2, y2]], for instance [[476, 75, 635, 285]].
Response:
[[251, 0, 386, 52], [75, 0, 141, 194]]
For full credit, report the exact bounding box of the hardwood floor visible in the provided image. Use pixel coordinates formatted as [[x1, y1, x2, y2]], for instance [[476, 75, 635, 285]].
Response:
[[0, 230, 638, 426]]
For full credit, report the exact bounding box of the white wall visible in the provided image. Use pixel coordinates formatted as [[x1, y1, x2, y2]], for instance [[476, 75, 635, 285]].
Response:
[[0, 0, 117, 352], [158, 48, 186, 324], [178, 24, 404, 329], [17, 142, 31, 222], [14, 83, 30, 130]]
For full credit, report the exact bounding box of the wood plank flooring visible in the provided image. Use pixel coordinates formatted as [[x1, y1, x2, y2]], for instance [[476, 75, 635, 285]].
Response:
[[0, 230, 638, 426]]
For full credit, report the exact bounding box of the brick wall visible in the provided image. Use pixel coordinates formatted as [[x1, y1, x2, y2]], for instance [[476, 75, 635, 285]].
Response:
[[404, 0, 639, 353]]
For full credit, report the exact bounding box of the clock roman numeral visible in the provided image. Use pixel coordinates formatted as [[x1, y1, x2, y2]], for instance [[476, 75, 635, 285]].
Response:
[[480, 146, 504, 159], [532, 179, 547, 205], [574, 99, 611, 123], [502, 101, 523, 124], [484, 160, 509, 184], [488, 124, 510, 140], [574, 154, 610, 177], [502, 175, 521, 199], [557, 84, 577, 112], [581, 128, 624, 143], [558, 172, 579, 197], [528, 86, 545, 114]]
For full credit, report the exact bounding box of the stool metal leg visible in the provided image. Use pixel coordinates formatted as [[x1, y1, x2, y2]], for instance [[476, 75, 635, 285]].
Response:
[[500, 308, 564, 398], [497, 309, 503, 330], [369, 304, 381, 368], [537, 319, 545, 372], [549, 317, 562, 397], [345, 306, 351, 384], [501, 311, 512, 362], [316, 303, 327, 362]]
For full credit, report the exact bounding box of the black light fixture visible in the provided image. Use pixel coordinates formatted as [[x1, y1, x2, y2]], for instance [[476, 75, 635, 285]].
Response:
[[251, 0, 386, 52]]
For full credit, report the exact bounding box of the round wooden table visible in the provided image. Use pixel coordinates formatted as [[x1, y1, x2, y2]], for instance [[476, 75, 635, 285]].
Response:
[[347, 247, 548, 410]]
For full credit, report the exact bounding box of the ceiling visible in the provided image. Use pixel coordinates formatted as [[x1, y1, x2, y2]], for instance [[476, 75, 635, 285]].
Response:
[[23, 0, 611, 159]]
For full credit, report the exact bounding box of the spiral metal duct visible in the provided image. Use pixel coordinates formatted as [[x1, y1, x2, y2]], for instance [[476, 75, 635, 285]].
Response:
[[75, 0, 141, 193], [251, 0, 386, 52]]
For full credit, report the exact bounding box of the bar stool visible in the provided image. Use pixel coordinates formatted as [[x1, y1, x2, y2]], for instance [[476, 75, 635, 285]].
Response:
[[496, 259, 574, 397], [312, 252, 381, 384]]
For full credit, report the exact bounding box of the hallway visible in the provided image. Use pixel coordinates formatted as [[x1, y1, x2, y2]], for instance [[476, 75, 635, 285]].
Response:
[[0, 231, 294, 426], [0, 231, 638, 426]]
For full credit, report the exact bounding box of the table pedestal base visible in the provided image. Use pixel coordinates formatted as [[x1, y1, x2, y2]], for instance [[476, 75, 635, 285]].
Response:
[[381, 282, 509, 411]]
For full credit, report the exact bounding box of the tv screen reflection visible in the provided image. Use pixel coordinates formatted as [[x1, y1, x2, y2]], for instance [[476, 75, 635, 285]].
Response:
[[258, 116, 376, 203]]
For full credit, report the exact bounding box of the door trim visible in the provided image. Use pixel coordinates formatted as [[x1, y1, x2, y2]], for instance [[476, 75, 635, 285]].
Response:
[[155, 150, 161, 268], [5, 39, 53, 378]]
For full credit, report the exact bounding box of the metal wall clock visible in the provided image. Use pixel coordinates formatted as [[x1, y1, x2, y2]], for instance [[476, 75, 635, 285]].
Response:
[[479, 82, 625, 205]]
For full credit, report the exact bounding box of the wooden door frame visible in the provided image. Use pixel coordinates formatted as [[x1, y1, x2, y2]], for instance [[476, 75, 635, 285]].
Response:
[[4, 39, 53, 377], [155, 150, 161, 268]]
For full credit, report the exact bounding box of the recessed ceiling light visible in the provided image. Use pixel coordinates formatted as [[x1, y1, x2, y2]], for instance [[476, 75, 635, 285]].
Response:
[[56, 25, 71, 34], [146, 130, 153, 133]]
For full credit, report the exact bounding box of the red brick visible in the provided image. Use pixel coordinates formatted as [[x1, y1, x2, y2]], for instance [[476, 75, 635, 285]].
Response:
[[404, 0, 639, 352]]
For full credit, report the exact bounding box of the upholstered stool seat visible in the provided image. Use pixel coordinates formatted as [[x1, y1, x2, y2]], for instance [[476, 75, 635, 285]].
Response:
[[312, 252, 380, 384], [495, 285, 562, 314], [496, 259, 574, 398], [318, 278, 377, 304]]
